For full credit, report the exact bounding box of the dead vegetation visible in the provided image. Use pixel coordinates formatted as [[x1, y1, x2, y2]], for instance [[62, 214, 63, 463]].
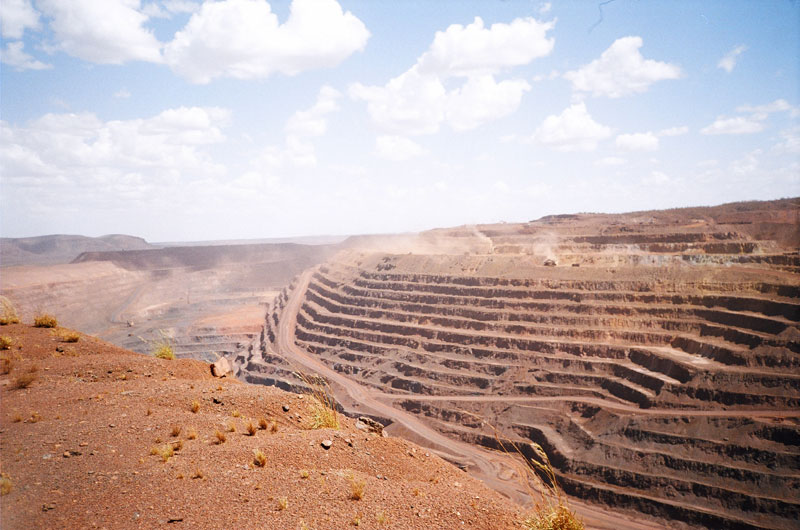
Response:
[[33, 314, 57, 328]]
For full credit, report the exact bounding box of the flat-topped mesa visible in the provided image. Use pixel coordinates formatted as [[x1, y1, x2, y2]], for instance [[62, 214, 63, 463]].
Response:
[[239, 198, 800, 529]]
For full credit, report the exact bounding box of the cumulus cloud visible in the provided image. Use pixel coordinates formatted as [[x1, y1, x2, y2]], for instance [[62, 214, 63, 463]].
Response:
[[37, 0, 162, 64], [375, 135, 426, 161], [1, 41, 51, 70], [164, 0, 369, 83], [416, 16, 554, 77], [773, 127, 800, 155], [114, 88, 132, 99], [258, 85, 341, 168], [564, 36, 682, 98], [533, 102, 611, 151], [0, 0, 39, 39], [717, 45, 747, 73], [616, 132, 659, 151], [350, 15, 552, 135], [701, 116, 764, 135], [0, 106, 230, 198]]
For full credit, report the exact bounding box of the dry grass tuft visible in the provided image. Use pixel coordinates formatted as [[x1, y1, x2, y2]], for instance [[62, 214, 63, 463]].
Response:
[[13, 369, 37, 389], [0, 473, 11, 495], [524, 504, 584, 530], [270, 420, 279, 433], [294, 371, 339, 430], [376, 511, 388, 525], [172, 440, 183, 451], [33, 313, 58, 328], [190, 400, 200, 413], [300, 469, 310, 479], [232, 410, 241, 418], [214, 430, 226, 444], [349, 475, 366, 501], [1, 356, 12, 375], [187, 428, 197, 440], [191, 469, 204, 479], [55, 329, 80, 343], [246, 421, 257, 436], [0, 298, 19, 325], [171, 425, 182, 437], [253, 449, 267, 467], [226, 420, 236, 433], [0, 336, 12, 350], [258, 417, 268, 430], [151, 444, 174, 462], [151, 331, 175, 360], [277, 497, 288, 511]]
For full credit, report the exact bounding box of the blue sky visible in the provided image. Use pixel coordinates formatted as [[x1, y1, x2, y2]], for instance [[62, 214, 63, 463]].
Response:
[[1, 0, 798, 241]]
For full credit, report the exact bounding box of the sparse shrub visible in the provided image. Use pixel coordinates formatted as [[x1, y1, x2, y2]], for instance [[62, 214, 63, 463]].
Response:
[[187, 428, 197, 440], [0, 336, 12, 350], [214, 430, 226, 444], [258, 417, 268, 430], [300, 470, 310, 479], [1, 356, 12, 374], [151, 444, 174, 462], [171, 425, 182, 437], [350, 476, 365, 501], [13, 370, 36, 389], [232, 410, 241, 418], [246, 421, 257, 436], [253, 449, 267, 467], [12, 414, 22, 423], [190, 400, 200, 413], [277, 497, 288, 511], [352, 514, 362, 526], [270, 420, 279, 433], [172, 440, 183, 451], [0, 474, 11, 495], [524, 504, 584, 530], [376, 512, 388, 525], [33, 314, 57, 328], [226, 421, 236, 433]]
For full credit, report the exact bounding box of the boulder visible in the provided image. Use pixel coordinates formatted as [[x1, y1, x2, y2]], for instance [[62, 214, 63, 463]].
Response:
[[355, 417, 385, 436], [210, 357, 232, 378]]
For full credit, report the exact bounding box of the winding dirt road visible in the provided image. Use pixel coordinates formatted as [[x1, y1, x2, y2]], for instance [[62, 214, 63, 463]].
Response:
[[272, 269, 665, 529]]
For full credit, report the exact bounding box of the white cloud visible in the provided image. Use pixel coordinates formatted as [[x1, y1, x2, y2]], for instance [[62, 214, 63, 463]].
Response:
[[375, 135, 426, 161], [564, 36, 682, 98], [1, 41, 51, 70], [701, 116, 764, 135], [416, 16, 554, 77], [164, 0, 369, 83], [0, 0, 39, 39], [643, 170, 672, 186], [445, 75, 530, 132], [114, 89, 132, 99], [717, 45, 747, 73], [37, 0, 162, 64], [658, 126, 688, 137], [351, 15, 552, 135], [616, 132, 659, 151], [538, 2, 552, 15], [258, 85, 341, 168], [533, 102, 611, 151], [142, 0, 200, 18], [730, 149, 761, 175], [0, 107, 230, 195], [595, 156, 627, 166], [736, 99, 799, 118], [773, 127, 800, 155]]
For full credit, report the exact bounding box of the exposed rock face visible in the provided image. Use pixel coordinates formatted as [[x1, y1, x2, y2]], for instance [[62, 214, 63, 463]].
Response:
[[356, 417, 385, 436], [240, 198, 800, 529]]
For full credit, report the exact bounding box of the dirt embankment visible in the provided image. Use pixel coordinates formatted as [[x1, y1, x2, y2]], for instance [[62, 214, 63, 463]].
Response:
[[0, 323, 525, 529]]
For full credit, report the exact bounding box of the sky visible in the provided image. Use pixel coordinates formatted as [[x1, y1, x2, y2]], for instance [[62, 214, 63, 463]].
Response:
[[1, 0, 798, 242]]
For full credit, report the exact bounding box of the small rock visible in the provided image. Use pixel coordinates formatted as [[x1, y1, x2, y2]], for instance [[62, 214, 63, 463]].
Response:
[[321, 439, 332, 450], [345, 438, 353, 447], [282, 404, 290, 412], [212, 397, 223, 405], [63, 451, 71, 458], [79, 442, 88, 447], [42, 503, 56, 512], [210, 357, 232, 378], [55, 346, 64, 353]]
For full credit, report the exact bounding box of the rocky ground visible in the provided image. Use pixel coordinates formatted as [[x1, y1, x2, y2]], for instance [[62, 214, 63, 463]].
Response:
[[0, 323, 528, 529]]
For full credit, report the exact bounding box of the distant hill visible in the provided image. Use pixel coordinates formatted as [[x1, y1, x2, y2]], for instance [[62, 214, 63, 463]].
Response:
[[0, 234, 155, 267]]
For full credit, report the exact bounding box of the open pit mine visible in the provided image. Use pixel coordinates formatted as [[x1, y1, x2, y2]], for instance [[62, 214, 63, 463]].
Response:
[[2, 198, 798, 529], [234, 198, 800, 529]]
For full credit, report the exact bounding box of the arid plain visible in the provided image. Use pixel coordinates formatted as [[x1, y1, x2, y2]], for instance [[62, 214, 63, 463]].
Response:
[[2, 198, 798, 529]]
